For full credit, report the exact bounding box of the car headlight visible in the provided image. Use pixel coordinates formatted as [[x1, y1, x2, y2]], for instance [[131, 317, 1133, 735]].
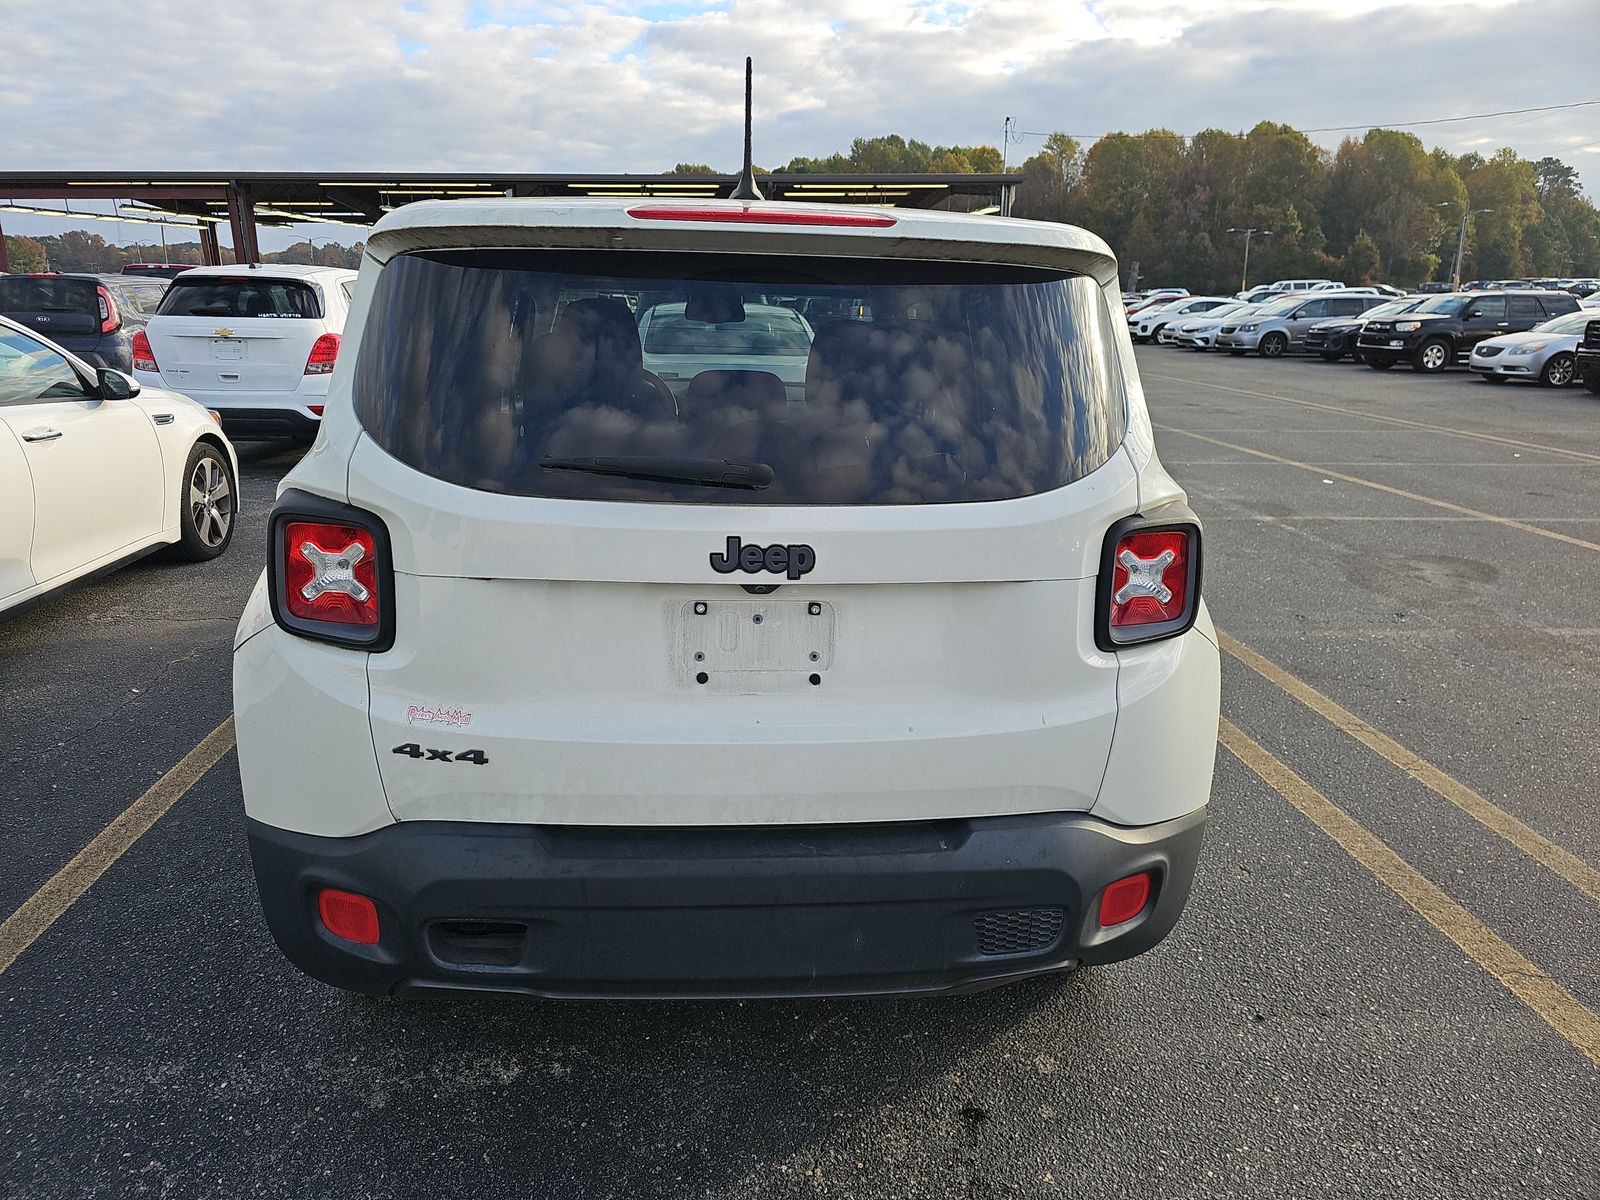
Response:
[[1394, 321, 1422, 332], [1239, 323, 1259, 333], [1507, 342, 1546, 355]]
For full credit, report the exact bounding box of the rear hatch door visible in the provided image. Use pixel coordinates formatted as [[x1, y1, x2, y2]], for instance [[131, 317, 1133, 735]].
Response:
[[147, 274, 324, 393], [340, 241, 1136, 827]]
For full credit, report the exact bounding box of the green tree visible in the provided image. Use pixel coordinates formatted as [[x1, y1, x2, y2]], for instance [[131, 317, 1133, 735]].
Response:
[[1340, 230, 1383, 283], [3, 235, 48, 272]]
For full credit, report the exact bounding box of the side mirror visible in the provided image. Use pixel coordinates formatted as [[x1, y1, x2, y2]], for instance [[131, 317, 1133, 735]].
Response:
[[97, 367, 141, 400]]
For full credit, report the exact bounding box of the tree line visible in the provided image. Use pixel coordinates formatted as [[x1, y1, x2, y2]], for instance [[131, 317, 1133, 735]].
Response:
[[2, 230, 365, 274], [1012, 125, 1599, 291], [683, 127, 1600, 291]]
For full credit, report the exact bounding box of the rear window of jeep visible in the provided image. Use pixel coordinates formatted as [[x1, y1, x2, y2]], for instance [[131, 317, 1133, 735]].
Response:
[[353, 249, 1129, 506]]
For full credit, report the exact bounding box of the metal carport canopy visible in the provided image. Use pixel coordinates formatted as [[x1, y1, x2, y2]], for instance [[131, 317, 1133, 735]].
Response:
[[0, 170, 1020, 267]]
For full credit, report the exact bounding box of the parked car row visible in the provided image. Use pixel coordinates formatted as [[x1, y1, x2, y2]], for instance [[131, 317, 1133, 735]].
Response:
[[1140, 284, 1596, 389]]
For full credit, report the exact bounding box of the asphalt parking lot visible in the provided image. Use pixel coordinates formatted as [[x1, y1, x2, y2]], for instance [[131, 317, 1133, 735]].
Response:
[[3, 352, 1598, 1200]]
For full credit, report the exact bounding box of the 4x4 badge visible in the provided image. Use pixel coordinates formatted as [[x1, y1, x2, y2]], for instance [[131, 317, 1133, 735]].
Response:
[[710, 536, 816, 581]]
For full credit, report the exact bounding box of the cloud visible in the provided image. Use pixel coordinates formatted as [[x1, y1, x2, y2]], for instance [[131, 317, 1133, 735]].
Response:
[[3, 0, 1598, 251]]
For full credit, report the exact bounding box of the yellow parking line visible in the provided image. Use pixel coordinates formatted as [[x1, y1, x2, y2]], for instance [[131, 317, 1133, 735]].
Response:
[[0, 717, 236, 977], [1218, 631, 1600, 905], [1142, 371, 1600, 465], [1219, 718, 1600, 1069], [1155, 423, 1600, 555]]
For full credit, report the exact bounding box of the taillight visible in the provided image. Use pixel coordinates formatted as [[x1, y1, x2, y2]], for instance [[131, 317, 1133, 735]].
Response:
[[130, 329, 158, 373], [96, 285, 120, 334], [304, 332, 341, 375], [267, 492, 394, 650], [317, 888, 380, 944], [1095, 508, 1202, 650]]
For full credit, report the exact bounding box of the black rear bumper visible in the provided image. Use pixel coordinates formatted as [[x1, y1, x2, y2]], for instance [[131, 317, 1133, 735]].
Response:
[[247, 809, 1207, 999], [215, 407, 320, 440]]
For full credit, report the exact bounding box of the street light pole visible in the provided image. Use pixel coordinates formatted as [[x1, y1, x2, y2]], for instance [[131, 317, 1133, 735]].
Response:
[[1438, 201, 1493, 290], [1226, 227, 1272, 293]]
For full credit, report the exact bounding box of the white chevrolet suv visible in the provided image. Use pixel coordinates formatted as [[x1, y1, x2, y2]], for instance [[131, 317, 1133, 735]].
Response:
[[232, 198, 1221, 999], [133, 263, 357, 442]]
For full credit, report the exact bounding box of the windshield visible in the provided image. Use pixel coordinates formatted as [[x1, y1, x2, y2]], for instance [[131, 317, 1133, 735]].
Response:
[[1364, 299, 1422, 319], [1533, 311, 1591, 335], [642, 305, 813, 356], [354, 249, 1130, 506], [1253, 295, 1304, 317], [1416, 294, 1472, 315]]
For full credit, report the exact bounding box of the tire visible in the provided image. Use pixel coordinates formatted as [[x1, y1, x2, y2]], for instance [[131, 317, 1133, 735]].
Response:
[[1412, 338, 1451, 373], [1366, 358, 1394, 371], [1540, 353, 1576, 387], [175, 441, 236, 562], [1585, 371, 1600, 396], [1259, 332, 1288, 358], [1320, 352, 1343, 363]]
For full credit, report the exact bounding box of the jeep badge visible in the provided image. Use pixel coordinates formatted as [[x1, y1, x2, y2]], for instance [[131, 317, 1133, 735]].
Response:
[[709, 536, 816, 581]]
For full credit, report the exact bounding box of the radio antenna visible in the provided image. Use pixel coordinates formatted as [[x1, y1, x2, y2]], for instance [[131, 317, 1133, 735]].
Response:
[[729, 57, 764, 201]]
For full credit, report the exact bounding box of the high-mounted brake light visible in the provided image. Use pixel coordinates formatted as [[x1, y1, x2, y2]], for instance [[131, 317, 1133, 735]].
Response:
[[304, 332, 341, 375], [96, 285, 120, 334], [318, 888, 380, 945], [267, 492, 395, 651], [1095, 509, 1202, 650], [130, 329, 158, 373], [626, 205, 897, 228]]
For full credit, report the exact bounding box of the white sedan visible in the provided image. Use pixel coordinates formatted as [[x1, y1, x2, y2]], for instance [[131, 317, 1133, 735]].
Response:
[[0, 314, 238, 617]]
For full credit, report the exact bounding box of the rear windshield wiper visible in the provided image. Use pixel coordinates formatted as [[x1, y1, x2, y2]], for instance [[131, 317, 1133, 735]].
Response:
[[539, 455, 774, 490]]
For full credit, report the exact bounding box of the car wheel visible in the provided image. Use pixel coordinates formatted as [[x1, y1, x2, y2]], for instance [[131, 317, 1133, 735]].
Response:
[[1366, 358, 1394, 371], [1412, 338, 1451, 373], [1540, 353, 1576, 387], [175, 441, 236, 562], [1320, 352, 1343, 363], [1259, 332, 1288, 358], [1584, 371, 1600, 396]]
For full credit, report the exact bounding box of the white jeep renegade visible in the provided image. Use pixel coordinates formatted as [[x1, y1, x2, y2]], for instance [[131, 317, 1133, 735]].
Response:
[[232, 197, 1221, 999]]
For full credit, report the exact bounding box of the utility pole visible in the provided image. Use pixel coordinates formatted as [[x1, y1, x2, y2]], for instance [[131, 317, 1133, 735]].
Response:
[[1227, 227, 1272, 292], [1438, 201, 1493, 290]]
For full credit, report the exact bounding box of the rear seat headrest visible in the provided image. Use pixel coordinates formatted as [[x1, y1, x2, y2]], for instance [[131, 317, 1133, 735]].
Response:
[[683, 369, 788, 417]]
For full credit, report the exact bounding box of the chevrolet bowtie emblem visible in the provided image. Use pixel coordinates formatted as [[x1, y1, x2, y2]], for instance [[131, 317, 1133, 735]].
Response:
[[214, 328, 234, 338]]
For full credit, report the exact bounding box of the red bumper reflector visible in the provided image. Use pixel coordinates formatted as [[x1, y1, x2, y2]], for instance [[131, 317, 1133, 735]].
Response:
[[307, 405, 325, 416], [317, 888, 380, 944], [1098, 872, 1152, 927]]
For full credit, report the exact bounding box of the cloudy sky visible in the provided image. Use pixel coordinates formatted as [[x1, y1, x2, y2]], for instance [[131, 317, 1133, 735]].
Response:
[[4, 0, 1599, 251]]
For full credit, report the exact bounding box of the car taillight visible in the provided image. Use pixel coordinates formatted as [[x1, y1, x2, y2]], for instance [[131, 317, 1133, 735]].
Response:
[[130, 329, 158, 373], [96, 285, 120, 334], [304, 332, 340, 375], [1096, 509, 1202, 650], [268, 492, 394, 650]]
